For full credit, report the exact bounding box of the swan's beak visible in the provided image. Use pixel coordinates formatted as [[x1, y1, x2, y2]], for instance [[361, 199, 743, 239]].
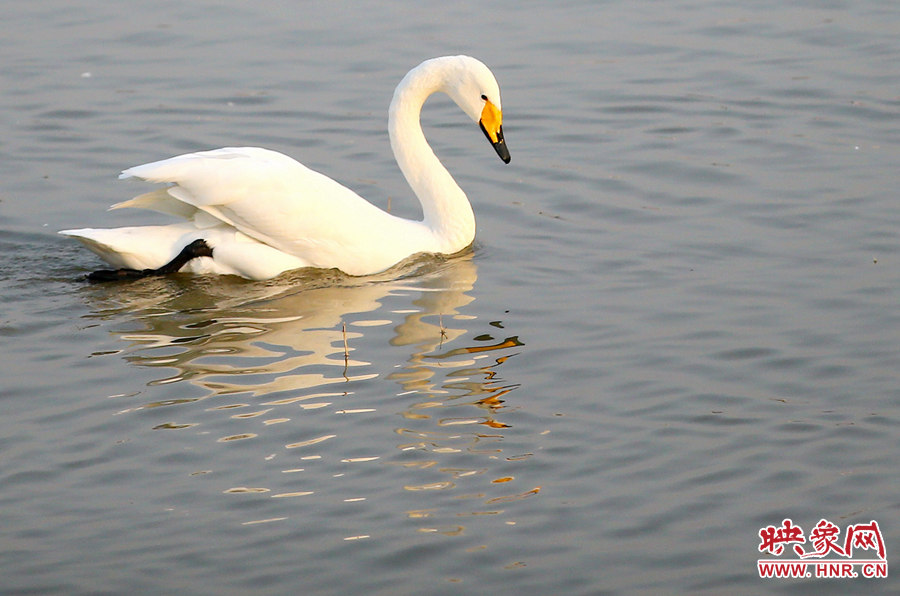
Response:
[[480, 100, 511, 164]]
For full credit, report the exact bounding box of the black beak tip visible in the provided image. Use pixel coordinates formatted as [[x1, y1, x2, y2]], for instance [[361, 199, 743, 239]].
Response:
[[495, 141, 511, 164], [481, 122, 511, 164]]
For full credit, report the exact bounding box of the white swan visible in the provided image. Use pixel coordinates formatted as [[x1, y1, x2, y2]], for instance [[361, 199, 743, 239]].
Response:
[[60, 55, 510, 281]]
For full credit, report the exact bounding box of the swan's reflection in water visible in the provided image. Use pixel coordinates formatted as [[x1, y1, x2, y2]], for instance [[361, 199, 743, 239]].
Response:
[[87, 254, 536, 535]]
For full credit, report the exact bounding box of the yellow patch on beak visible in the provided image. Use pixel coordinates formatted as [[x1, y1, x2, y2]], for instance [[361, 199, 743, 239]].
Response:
[[480, 99, 503, 143]]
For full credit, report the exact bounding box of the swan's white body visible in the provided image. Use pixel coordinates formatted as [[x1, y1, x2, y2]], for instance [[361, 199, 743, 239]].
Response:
[[61, 55, 509, 280]]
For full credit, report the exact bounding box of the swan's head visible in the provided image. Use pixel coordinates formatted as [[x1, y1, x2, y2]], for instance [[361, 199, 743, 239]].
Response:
[[434, 56, 511, 164]]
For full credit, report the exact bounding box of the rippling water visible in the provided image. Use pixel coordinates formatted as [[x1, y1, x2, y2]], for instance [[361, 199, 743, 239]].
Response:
[[2, 1, 899, 594]]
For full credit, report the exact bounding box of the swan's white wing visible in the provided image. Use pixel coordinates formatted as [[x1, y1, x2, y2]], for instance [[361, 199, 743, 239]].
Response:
[[119, 147, 411, 271]]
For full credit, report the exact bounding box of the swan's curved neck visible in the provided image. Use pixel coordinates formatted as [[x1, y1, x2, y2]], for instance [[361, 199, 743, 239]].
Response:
[[388, 65, 475, 252]]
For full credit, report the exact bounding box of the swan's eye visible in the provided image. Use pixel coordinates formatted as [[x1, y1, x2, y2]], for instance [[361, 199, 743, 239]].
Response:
[[481, 94, 488, 101]]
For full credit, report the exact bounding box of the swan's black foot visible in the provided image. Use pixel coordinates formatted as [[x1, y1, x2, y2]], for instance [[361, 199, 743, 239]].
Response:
[[87, 239, 214, 283], [87, 267, 155, 282]]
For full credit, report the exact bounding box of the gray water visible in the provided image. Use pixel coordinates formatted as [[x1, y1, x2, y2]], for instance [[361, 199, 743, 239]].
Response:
[[2, 1, 899, 594]]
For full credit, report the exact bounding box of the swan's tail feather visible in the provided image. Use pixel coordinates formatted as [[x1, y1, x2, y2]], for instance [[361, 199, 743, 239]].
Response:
[[59, 226, 194, 270]]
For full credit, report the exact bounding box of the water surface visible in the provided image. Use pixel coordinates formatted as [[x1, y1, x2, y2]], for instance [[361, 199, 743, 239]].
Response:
[[2, 1, 899, 594]]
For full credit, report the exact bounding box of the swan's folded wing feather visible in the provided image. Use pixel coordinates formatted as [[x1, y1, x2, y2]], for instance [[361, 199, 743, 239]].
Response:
[[110, 188, 200, 220], [118, 147, 404, 268], [119, 147, 323, 208]]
